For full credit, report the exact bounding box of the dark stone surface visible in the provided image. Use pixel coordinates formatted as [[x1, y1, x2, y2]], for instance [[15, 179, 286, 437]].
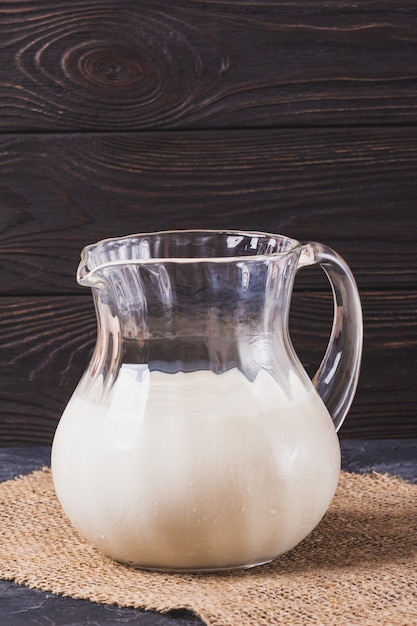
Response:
[[0, 446, 51, 482], [0, 581, 202, 626], [341, 438, 417, 483], [0, 441, 416, 625]]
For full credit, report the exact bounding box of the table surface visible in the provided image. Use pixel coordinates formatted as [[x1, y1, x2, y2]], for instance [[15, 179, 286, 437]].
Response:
[[1, 440, 416, 626]]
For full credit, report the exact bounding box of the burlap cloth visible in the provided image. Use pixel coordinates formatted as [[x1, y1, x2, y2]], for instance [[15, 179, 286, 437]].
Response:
[[0, 468, 416, 626]]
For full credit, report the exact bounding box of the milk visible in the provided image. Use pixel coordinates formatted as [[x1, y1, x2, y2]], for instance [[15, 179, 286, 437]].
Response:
[[51, 367, 340, 570]]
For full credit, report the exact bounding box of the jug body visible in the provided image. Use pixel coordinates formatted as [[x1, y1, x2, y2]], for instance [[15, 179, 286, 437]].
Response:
[[51, 230, 362, 571]]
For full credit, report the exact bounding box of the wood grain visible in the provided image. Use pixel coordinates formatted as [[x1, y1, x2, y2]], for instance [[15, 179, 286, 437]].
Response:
[[1, 0, 417, 130], [1, 128, 417, 294], [0, 291, 416, 445]]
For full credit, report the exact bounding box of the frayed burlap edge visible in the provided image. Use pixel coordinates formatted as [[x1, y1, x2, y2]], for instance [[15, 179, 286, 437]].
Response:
[[0, 469, 416, 626]]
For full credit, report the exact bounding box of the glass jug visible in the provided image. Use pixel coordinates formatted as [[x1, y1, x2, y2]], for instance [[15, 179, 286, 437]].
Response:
[[51, 230, 362, 571]]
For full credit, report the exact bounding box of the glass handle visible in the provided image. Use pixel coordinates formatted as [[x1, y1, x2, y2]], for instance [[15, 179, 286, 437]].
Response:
[[296, 243, 363, 431]]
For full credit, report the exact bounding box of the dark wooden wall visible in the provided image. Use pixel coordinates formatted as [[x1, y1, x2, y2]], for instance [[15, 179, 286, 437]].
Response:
[[1, 1, 416, 445]]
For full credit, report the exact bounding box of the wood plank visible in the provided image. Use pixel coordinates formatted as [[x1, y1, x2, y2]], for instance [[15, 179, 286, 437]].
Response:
[[1, 128, 417, 294], [0, 297, 96, 446], [0, 292, 416, 445], [1, 1, 417, 130]]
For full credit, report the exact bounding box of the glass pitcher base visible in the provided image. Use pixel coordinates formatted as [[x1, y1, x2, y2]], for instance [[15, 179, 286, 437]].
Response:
[[119, 557, 274, 574]]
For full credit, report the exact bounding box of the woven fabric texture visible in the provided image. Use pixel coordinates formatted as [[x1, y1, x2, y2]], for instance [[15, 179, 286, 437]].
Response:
[[0, 469, 416, 626]]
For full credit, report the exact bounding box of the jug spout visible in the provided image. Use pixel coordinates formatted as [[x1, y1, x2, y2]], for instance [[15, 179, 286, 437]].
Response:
[[77, 236, 154, 287]]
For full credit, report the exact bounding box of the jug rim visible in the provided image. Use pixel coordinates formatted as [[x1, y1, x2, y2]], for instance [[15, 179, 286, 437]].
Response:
[[77, 229, 301, 285]]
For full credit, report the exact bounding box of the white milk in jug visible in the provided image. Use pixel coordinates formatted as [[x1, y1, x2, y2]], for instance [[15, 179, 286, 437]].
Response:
[[51, 366, 340, 570]]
